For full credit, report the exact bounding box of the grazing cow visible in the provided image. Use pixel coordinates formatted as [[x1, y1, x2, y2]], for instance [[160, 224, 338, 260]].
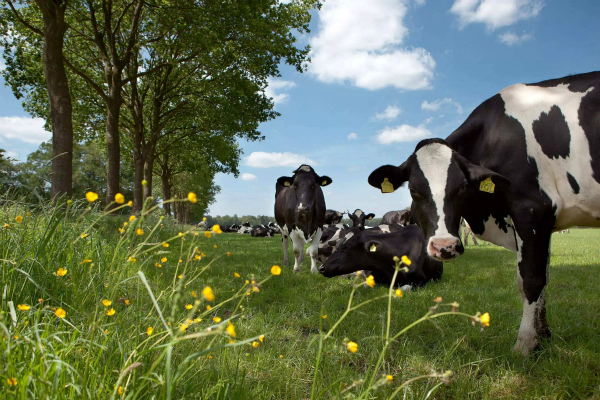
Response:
[[348, 209, 375, 229], [237, 222, 252, 234], [275, 165, 332, 273], [368, 71, 600, 355], [324, 209, 345, 225], [381, 210, 411, 226], [318, 225, 443, 289]]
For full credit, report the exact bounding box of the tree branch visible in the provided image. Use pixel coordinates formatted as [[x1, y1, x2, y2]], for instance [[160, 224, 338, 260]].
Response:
[[6, 0, 43, 36]]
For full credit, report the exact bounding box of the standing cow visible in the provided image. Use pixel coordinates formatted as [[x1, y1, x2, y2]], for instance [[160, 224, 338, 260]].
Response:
[[368, 71, 600, 355], [275, 165, 332, 273], [348, 209, 375, 229]]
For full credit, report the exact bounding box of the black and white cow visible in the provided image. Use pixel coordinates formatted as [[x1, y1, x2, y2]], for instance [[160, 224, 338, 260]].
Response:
[[381, 210, 411, 226], [268, 222, 281, 235], [324, 209, 345, 225], [275, 165, 332, 273], [237, 222, 252, 234], [318, 225, 443, 289], [348, 209, 375, 229], [368, 71, 600, 355], [251, 225, 272, 237]]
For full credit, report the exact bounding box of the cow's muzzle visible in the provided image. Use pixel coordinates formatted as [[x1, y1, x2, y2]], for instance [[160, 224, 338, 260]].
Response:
[[427, 236, 464, 261]]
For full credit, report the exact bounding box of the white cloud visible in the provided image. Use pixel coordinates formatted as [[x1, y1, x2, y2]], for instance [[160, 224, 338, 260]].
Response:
[[450, 0, 544, 31], [3, 150, 19, 160], [264, 78, 296, 105], [0, 117, 50, 144], [375, 120, 432, 144], [347, 132, 358, 140], [421, 98, 463, 114], [499, 31, 533, 45], [243, 152, 317, 168], [240, 173, 257, 181], [374, 105, 402, 121], [308, 0, 436, 91]]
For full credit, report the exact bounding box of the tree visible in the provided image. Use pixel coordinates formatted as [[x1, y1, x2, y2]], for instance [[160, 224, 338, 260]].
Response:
[[1, 0, 74, 199]]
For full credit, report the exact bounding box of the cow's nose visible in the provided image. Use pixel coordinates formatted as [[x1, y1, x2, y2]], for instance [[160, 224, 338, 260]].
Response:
[[428, 236, 463, 260], [297, 205, 309, 215], [318, 264, 326, 274]]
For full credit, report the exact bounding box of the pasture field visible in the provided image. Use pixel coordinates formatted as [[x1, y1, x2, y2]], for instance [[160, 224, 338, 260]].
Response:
[[1, 200, 600, 399]]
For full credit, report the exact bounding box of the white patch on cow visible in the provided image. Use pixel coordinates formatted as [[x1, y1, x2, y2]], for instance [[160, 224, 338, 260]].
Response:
[[501, 83, 600, 230], [354, 209, 363, 217], [343, 231, 355, 243], [299, 165, 312, 172], [291, 226, 322, 273], [475, 215, 517, 251], [379, 224, 391, 233], [416, 143, 454, 241], [307, 227, 323, 274], [399, 284, 412, 292]]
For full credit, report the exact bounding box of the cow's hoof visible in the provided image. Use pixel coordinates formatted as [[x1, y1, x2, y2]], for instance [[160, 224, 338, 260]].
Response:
[[310, 268, 318, 274], [283, 260, 289, 266], [294, 268, 300, 273], [399, 284, 413, 292], [513, 336, 537, 356]]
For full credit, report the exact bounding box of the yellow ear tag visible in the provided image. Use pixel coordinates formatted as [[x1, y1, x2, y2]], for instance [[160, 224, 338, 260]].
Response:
[[322, 180, 327, 186], [381, 178, 394, 193], [369, 244, 377, 252], [284, 181, 291, 187], [479, 177, 495, 193], [368, 216, 373, 220]]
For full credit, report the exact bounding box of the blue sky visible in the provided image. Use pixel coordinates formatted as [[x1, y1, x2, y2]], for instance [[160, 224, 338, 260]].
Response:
[[1, 0, 599, 217]]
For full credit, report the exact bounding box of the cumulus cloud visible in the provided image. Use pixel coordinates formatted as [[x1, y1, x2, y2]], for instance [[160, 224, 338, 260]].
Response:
[[240, 173, 257, 181], [308, 0, 436, 91], [264, 78, 296, 105], [450, 0, 544, 30], [374, 105, 402, 121], [0, 117, 50, 144], [347, 132, 358, 140], [375, 119, 432, 144], [421, 98, 463, 114], [243, 152, 316, 168], [499, 31, 534, 45]]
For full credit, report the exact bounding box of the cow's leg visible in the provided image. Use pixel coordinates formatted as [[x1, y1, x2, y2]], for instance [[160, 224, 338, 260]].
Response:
[[307, 228, 322, 274], [513, 230, 552, 355], [289, 229, 305, 273], [281, 228, 289, 266]]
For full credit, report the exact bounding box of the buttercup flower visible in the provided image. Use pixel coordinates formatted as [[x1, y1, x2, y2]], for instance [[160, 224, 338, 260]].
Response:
[[322, 315, 327, 319], [203, 217, 207, 221], [227, 252, 231, 257], [271, 265, 282, 276], [117, 386, 124, 395], [128, 201, 133, 207], [15, 215, 22, 223], [106, 308, 116, 316], [188, 192, 197, 203], [118, 228, 124, 233], [211, 225, 222, 234], [115, 193, 125, 204], [346, 341, 358, 353], [234, 272, 240, 278], [124, 300, 130, 306], [434, 296, 443, 303], [206, 305, 212, 311], [226, 323, 236, 337], [80, 233, 88, 239], [213, 245, 217, 249], [252, 341, 259, 348], [180, 323, 188, 332], [401, 255, 411, 266], [57, 268, 68, 276], [194, 255, 201, 260], [55, 308, 66, 318], [259, 334, 265, 342], [161, 257, 167, 263], [162, 242, 169, 248], [480, 312, 490, 327], [202, 286, 215, 302], [185, 304, 193, 310], [147, 327, 153, 336], [6, 377, 17, 386], [86, 192, 98, 202], [192, 291, 197, 298], [366, 275, 376, 288], [386, 375, 393, 382], [136, 228, 144, 236], [17, 304, 30, 311], [102, 299, 112, 307], [204, 231, 211, 238], [81, 259, 92, 264], [141, 179, 147, 186], [128, 257, 136, 263], [395, 289, 403, 298], [213, 317, 221, 323]]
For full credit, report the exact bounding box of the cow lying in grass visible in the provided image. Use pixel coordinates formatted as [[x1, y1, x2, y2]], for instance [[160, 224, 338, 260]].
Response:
[[318, 225, 443, 289]]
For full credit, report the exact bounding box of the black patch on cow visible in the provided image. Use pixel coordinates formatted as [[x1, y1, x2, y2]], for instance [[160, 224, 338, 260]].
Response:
[[566, 172, 580, 194], [526, 71, 600, 93], [578, 84, 600, 183], [532, 105, 570, 159]]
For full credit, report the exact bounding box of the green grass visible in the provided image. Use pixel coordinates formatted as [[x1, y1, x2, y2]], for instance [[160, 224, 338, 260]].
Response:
[[1, 198, 600, 399]]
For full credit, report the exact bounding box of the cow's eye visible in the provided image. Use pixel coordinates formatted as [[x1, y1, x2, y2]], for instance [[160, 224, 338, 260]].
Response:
[[409, 187, 419, 197]]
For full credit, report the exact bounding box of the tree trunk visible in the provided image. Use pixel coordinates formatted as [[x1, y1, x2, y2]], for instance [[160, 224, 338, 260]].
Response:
[[144, 143, 155, 199], [106, 99, 121, 208], [35, 0, 73, 201], [161, 167, 171, 216]]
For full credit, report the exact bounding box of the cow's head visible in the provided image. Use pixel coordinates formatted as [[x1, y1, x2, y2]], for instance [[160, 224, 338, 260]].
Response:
[[277, 165, 332, 224], [368, 139, 510, 261], [349, 209, 375, 229]]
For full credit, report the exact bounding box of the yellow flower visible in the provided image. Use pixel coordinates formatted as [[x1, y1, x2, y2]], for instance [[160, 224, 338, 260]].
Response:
[[80, 233, 88, 239], [259, 334, 265, 342], [136, 228, 144, 236], [102, 299, 112, 307], [6, 377, 17, 386], [191, 290, 197, 298], [141, 179, 147, 186], [322, 315, 327, 319], [155, 263, 162, 268], [105, 329, 108, 334], [27, 212, 31, 216], [115, 193, 125, 204], [128, 256, 136, 263], [124, 300, 130, 306], [252, 341, 259, 348], [179, 259, 183, 263], [434, 296, 443, 303], [279, 355, 284, 359], [178, 275, 182, 279], [57, 268, 67, 276], [234, 272, 240, 278], [193, 318, 202, 323], [203, 217, 207, 221], [227, 252, 231, 257], [202, 286, 215, 302], [194, 255, 201, 260], [15, 215, 23, 223], [55, 308, 66, 318], [162, 242, 169, 248], [401, 255, 411, 266], [118, 228, 124, 233], [81, 259, 92, 264], [271, 265, 282, 276], [123, 222, 128, 226], [206, 305, 212, 311], [226, 323, 237, 337], [366, 275, 376, 288], [188, 192, 197, 203], [204, 231, 211, 238], [185, 304, 193, 310], [480, 312, 490, 327], [17, 304, 30, 311], [117, 386, 124, 395], [106, 308, 116, 316], [161, 257, 167, 263], [395, 289, 403, 298], [85, 192, 98, 202], [201, 253, 206, 257], [386, 375, 393, 382], [178, 232, 183, 236], [393, 256, 399, 262], [128, 201, 133, 207], [211, 225, 222, 234], [129, 215, 136, 222], [180, 323, 188, 332], [147, 327, 153, 336], [213, 317, 221, 323], [214, 245, 217, 249], [346, 341, 358, 353]]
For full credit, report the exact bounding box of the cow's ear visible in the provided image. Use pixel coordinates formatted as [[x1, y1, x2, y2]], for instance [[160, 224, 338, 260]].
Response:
[[277, 176, 294, 187], [456, 155, 510, 193], [367, 213, 375, 220], [319, 176, 332, 186], [364, 240, 383, 253], [368, 162, 408, 193]]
